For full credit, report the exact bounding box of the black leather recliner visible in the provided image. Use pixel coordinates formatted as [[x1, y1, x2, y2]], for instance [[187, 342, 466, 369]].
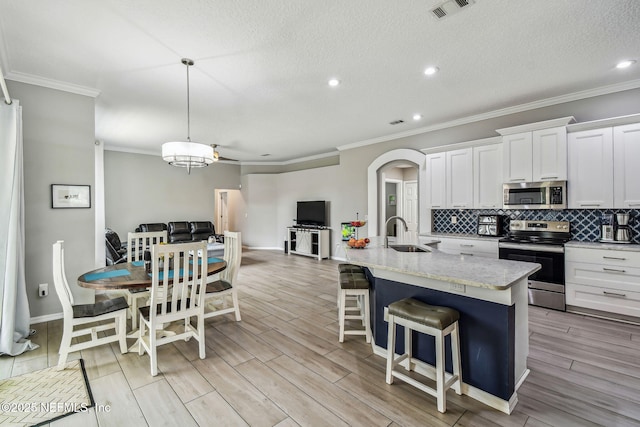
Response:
[[190, 221, 223, 242], [135, 223, 168, 233], [105, 228, 127, 265], [168, 221, 192, 243]]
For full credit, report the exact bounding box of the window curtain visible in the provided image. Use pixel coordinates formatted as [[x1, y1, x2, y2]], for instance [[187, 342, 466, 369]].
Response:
[[0, 100, 37, 356]]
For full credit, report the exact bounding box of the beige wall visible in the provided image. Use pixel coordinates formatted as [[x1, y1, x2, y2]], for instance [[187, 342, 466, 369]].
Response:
[[104, 151, 241, 238], [9, 80, 97, 318]]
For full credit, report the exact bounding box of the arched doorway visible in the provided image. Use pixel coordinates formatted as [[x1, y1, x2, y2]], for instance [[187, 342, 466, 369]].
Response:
[[367, 149, 429, 237]]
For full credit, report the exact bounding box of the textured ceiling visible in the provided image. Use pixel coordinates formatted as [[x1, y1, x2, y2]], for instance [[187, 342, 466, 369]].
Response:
[[1, 0, 640, 162]]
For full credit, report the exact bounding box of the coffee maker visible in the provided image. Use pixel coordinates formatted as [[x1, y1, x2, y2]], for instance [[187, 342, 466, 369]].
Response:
[[615, 213, 632, 243], [600, 213, 632, 243]]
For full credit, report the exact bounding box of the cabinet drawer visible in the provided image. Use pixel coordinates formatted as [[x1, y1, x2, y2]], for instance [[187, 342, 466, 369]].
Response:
[[565, 261, 640, 292], [566, 282, 640, 318], [565, 247, 640, 267], [436, 237, 498, 254], [437, 248, 497, 258]]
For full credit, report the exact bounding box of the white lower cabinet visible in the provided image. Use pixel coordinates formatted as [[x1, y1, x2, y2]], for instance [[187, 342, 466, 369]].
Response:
[[565, 246, 640, 317], [435, 236, 498, 258]]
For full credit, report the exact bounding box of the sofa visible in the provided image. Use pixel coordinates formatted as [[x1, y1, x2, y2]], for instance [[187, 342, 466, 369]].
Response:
[[106, 221, 225, 265], [136, 221, 223, 243]]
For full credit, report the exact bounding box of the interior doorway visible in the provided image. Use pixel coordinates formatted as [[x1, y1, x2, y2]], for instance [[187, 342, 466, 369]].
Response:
[[214, 189, 241, 233], [367, 149, 428, 237], [381, 164, 419, 241]]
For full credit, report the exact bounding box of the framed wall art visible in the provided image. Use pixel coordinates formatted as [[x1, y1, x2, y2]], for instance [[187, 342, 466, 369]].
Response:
[[51, 184, 91, 209]]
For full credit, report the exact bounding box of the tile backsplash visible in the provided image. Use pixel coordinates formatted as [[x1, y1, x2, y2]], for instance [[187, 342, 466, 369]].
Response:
[[432, 209, 640, 244]]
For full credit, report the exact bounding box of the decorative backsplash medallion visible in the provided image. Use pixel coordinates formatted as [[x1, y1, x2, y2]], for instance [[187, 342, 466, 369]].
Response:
[[432, 209, 640, 244]]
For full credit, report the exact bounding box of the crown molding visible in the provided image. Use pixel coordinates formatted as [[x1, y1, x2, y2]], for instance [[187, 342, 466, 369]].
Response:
[[233, 150, 340, 166], [5, 70, 101, 98], [338, 78, 640, 153]]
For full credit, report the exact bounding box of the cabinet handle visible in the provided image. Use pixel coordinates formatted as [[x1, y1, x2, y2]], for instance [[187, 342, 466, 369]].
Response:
[[579, 203, 601, 207], [432, 205, 442, 208], [603, 291, 627, 298], [481, 205, 496, 208], [603, 267, 626, 273], [510, 178, 526, 182], [540, 176, 558, 180], [452, 205, 467, 208], [603, 256, 626, 261], [460, 252, 474, 256], [629, 203, 640, 207], [460, 244, 474, 247]]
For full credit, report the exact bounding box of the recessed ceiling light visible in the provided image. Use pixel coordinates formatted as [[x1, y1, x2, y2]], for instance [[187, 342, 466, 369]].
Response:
[[424, 66, 439, 76], [413, 114, 423, 121], [328, 78, 340, 87], [616, 60, 636, 69]]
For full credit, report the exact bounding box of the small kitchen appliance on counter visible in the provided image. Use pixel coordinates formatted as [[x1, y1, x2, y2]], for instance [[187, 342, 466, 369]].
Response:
[[477, 215, 503, 237], [615, 213, 632, 243], [600, 213, 633, 243], [600, 213, 615, 242]]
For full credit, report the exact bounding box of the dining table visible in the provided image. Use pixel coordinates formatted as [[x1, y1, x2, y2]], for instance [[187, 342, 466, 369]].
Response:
[[77, 257, 227, 290], [78, 257, 227, 350]]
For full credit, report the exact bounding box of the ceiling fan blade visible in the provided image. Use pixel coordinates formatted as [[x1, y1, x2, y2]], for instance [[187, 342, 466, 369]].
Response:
[[217, 155, 239, 162]]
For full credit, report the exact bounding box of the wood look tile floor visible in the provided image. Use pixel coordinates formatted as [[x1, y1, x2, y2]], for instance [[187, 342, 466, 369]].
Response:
[[3, 249, 640, 426]]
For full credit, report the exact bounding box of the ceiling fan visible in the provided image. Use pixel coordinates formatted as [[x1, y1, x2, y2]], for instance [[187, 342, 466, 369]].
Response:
[[211, 144, 239, 162]]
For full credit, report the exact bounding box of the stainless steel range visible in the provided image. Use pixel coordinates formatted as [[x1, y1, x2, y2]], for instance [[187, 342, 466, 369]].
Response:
[[498, 220, 570, 311]]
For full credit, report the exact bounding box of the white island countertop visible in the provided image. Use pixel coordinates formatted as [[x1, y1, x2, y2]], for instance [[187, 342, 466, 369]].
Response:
[[344, 237, 540, 291]]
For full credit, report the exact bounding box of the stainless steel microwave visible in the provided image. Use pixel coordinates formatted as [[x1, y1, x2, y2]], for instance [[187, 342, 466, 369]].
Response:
[[503, 181, 567, 210]]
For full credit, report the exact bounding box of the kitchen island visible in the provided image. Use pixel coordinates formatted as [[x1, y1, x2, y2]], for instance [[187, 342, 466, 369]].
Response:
[[345, 238, 540, 414]]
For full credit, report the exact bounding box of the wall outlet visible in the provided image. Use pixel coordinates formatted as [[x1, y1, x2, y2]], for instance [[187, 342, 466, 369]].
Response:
[[451, 215, 458, 224], [39, 283, 48, 297], [450, 283, 465, 293]]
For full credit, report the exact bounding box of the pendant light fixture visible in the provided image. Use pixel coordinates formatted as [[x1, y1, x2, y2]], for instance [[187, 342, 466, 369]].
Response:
[[162, 58, 214, 174]]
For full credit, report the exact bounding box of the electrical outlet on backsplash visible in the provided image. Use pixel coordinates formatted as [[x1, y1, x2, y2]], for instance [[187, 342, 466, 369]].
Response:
[[432, 209, 640, 244]]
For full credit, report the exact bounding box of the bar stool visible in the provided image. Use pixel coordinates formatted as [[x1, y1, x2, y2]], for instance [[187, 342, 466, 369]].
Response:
[[385, 298, 462, 413], [337, 263, 371, 343]]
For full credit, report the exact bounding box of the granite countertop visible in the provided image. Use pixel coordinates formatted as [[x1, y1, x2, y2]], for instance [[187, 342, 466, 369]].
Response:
[[420, 233, 503, 242], [345, 237, 540, 291], [565, 241, 640, 252]]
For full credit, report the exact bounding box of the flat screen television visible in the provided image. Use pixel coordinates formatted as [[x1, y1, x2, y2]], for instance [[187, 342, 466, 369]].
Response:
[[296, 201, 326, 227]]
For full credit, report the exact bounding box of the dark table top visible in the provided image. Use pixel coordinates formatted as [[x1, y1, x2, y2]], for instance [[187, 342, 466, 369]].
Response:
[[77, 259, 227, 290]]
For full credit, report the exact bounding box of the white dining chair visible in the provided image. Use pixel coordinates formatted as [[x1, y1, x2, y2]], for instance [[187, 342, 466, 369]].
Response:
[[137, 241, 208, 376], [53, 240, 128, 370], [127, 230, 167, 329], [203, 231, 242, 322]]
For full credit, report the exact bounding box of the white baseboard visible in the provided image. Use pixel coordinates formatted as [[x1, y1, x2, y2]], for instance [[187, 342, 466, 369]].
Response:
[[31, 312, 63, 325], [246, 246, 283, 251]]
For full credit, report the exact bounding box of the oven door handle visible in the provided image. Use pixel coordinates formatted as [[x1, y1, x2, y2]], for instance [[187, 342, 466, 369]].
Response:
[[498, 242, 565, 253]]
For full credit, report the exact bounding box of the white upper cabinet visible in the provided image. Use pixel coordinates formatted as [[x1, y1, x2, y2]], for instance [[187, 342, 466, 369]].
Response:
[[614, 123, 640, 208], [425, 152, 446, 209], [567, 128, 614, 208], [532, 126, 567, 181], [473, 144, 503, 209], [497, 117, 574, 184], [446, 148, 473, 209], [567, 115, 640, 209], [502, 132, 532, 183]]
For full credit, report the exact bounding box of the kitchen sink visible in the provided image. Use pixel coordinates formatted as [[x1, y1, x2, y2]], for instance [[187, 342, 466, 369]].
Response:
[[389, 244, 430, 253]]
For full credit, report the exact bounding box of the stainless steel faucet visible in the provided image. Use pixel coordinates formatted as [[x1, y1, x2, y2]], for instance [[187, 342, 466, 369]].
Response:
[[384, 216, 409, 248]]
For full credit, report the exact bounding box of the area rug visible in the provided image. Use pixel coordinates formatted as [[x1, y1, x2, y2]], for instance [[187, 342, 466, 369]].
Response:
[[0, 359, 94, 426]]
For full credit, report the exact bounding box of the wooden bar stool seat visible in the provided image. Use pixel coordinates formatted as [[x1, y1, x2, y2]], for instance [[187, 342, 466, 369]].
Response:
[[385, 297, 462, 413], [337, 263, 371, 343]]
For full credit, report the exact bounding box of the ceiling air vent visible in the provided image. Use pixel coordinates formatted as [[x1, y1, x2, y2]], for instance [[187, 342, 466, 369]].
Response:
[[430, 0, 475, 20], [389, 119, 405, 125]]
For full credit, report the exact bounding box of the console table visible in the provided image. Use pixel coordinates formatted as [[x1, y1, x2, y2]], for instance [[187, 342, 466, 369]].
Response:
[[287, 227, 330, 260]]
